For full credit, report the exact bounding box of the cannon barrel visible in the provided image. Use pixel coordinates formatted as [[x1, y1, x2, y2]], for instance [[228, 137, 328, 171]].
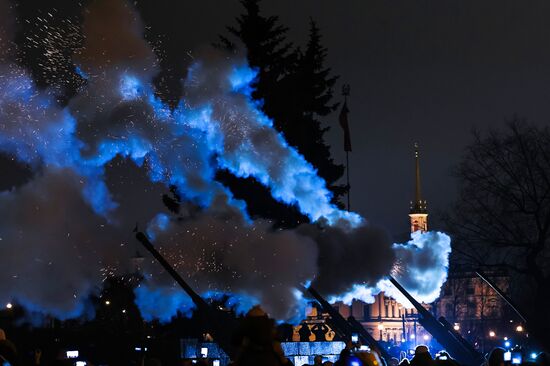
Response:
[[388, 276, 484, 366], [438, 316, 480, 355], [135, 232, 239, 359], [305, 285, 392, 362]]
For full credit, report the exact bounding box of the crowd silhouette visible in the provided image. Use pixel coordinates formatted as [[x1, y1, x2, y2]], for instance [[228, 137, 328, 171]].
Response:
[[1, 308, 547, 366]]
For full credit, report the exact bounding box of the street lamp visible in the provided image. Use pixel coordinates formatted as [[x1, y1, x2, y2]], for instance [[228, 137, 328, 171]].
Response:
[[5, 303, 12, 309], [516, 325, 524, 332], [489, 331, 496, 337], [453, 323, 460, 331]]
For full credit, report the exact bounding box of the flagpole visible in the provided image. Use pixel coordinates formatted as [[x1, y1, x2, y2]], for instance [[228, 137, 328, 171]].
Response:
[[342, 84, 351, 212], [346, 148, 350, 212]]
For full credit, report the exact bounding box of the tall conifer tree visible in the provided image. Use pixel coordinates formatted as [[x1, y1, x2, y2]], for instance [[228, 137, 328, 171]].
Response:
[[285, 19, 346, 204], [217, 0, 294, 124], [216, 1, 346, 225]]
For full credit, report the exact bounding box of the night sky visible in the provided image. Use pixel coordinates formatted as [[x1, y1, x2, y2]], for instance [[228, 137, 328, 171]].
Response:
[[4, 0, 550, 237]]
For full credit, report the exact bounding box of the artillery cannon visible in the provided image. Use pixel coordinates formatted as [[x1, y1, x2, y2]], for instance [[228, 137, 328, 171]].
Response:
[[135, 232, 239, 359], [388, 276, 485, 366]]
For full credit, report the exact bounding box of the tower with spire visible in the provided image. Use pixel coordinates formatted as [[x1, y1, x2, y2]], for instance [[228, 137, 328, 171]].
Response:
[[409, 143, 428, 233]]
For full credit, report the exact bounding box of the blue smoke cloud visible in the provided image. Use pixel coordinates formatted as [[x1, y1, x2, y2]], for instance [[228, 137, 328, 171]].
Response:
[[134, 285, 261, 324], [0, 0, 450, 323], [183, 60, 363, 227], [135, 285, 196, 322], [0, 59, 328, 320]]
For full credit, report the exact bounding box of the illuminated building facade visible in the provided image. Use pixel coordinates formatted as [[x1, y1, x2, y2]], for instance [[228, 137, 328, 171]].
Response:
[[332, 295, 427, 345], [432, 268, 515, 352]]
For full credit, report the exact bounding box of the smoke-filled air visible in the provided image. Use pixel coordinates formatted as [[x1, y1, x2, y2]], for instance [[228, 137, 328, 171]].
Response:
[[0, 0, 451, 322]]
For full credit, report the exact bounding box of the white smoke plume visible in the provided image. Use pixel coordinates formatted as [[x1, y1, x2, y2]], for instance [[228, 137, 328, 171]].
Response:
[[328, 231, 452, 308], [142, 196, 319, 321], [298, 223, 395, 295], [383, 231, 452, 305], [0, 168, 126, 318]]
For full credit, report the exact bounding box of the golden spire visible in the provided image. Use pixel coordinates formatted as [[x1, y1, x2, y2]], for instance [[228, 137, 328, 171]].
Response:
[[410, 143, 427, 215], [415, 142, 421, 206], [409, 143, 428, 233]]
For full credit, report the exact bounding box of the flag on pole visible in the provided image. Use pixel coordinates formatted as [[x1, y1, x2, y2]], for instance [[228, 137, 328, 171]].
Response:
[[339, 101, 352, 152]]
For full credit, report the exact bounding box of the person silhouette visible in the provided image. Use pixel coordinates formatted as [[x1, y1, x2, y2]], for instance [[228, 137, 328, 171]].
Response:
[[299, 324, 312, 342], [311, 323, 329, 342]]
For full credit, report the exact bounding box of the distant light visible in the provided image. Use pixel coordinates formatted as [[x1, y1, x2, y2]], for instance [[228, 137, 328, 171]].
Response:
[[504, 351, 512, 361], [122, 309, 126, 314], [104, 300, 111, 305], [378, 324, 384, 330], [410, 334, 416, 339], [423, 335, 430, 341], [516, 325, 524, 332], [401, 338, 406, 343], [504, 337, 508, 341], [531, 353, 538, 360], [489, 331, 496, 337], [453, 324, 460, 331], [504, 341, 511, 348], [6, 303, 13, 309]]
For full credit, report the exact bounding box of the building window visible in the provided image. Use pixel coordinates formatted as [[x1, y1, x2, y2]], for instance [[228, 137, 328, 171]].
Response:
[[364, 305, 372, 320], [467, 302, 476, 317]]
